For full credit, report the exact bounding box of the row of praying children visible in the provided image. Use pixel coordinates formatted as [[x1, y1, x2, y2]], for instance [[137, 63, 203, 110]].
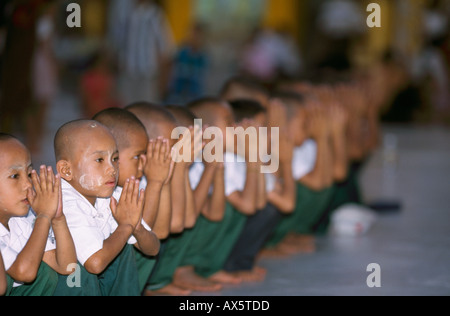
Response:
[[0, 69, 387, 296]]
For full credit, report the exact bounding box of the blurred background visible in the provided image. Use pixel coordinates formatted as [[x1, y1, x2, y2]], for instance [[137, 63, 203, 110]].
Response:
[[0, 0, 449, 160]]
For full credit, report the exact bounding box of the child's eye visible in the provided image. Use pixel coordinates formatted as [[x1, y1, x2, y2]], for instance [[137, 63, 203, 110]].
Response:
[[96, 158, 104, 163], [133, 155, 140, 160], [10, 174, 19, 179], [113, 157, 119, 163]]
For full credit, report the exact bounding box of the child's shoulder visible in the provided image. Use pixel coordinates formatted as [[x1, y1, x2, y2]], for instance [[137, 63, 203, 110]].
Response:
[[3, 212, 35, 235]]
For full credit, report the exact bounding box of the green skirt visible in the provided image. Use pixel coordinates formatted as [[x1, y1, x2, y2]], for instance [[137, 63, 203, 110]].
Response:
[[146, 228, 196, 291], [313, 162, 364, 234], [6, 262, 58, 296], [134, 249, 157, 293], [191, 202, 247, 278], [266, 183, 335, 247], [53, 262, 101, 296], [98, 244, 140, 296]]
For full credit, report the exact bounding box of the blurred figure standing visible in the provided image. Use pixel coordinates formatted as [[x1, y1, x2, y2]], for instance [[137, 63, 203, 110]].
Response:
[[240, 27, 301, 84], [412, 2, 450, 123], [115, 0, 175, 104], [166, 22, 209, 105], [30, 2, 59, 153], [0, 0, 42, 147]]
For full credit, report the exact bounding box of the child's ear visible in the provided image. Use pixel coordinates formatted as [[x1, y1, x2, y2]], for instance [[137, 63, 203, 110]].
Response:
[[57, 160, 73, 181]]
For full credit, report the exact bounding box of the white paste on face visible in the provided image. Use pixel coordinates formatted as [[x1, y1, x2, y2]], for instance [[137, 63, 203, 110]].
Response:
[[79, 174, 103, 191]]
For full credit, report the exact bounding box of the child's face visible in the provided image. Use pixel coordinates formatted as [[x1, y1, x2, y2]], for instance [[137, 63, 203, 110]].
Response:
[[0, 140, 33, 220], [289, 107, 308, 147], [66, 128, 119, 204], [117, 129, 148, 187]]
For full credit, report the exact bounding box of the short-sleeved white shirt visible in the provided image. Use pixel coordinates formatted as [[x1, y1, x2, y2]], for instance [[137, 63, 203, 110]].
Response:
[[62, 180, 152, 266], [61, 179, 116, 266], [292, 139, 317, 181], [224, 153, 247, 197], [224, 152, 275, 196], [188, 162, 205, 190], [0, 211, 56, 287]]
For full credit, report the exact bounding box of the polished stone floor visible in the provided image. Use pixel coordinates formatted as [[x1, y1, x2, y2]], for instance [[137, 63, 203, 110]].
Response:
[[33, 92, 450, 296]]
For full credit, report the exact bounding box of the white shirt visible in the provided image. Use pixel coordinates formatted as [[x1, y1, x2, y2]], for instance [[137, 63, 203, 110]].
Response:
[[189, 162, 205, 190], [224, 153, 247, 197], [62, 180, 152, 266], [224, 152, 275, 196], [62, 179, 117, 266], [292, 139, 317, 181], [0, 211, 56, 287]]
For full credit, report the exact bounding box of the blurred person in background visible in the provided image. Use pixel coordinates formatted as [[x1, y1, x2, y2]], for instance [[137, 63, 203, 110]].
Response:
[[412, 0, 450, 124], [0, 0, 48, 151], [166, 22, 209, 105], [310, 0, 365, 72], [239, 27, 302, 85], [30, 1, 59, 154], [0, 1, 10, 74], [114, 0, 175, 104]]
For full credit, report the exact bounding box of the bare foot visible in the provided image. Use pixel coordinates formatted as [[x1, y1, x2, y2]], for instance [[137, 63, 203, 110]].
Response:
[[173, 266, 223, 292], [144, 283, 192, 296], [252, 266, 267, 277], [230, 269, 266, 282], [208, 270, 242, 285], [278, 238, 316, 254], [258, 248, 290, 259], [284, 233, 315, 245]]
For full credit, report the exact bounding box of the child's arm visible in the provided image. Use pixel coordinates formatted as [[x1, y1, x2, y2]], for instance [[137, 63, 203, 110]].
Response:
[[132, 225, 160, 257], [42, 176, 77, 275], [227, 120, 260, 215], [201, 163, 226, 222], [169, 125, 201, 232], [0, 253, 7, 296], [267, 132, 296, 214], [181, 125, 204, 229], [193, 163, 217, 216], [7, 166, 60, 283], [227, 162, 259, 215], [142, 138, 175, 239], [152, 183, 172, 240], [328, 103, 349, 182], [299, 106, 334, 191], [256, 169, 267, 210], [184, 168, 197, 229], [344, 86, 367, 162], [169, 162, 187, 233], [84, 179, 144, 275]]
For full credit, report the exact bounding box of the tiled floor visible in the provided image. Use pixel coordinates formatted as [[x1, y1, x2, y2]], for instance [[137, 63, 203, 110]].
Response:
[[33, 92, 450, 296]]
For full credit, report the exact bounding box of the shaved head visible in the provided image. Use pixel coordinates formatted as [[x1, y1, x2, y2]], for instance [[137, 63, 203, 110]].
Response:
[[125, 102, 177, 140], [166, 105, 198, 127], [187, 97, 233, 127], [93, 108, 148, 150], [271, 90, 306, 121], [220, 76, 270, 108], [54, 120, 114, 162]]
